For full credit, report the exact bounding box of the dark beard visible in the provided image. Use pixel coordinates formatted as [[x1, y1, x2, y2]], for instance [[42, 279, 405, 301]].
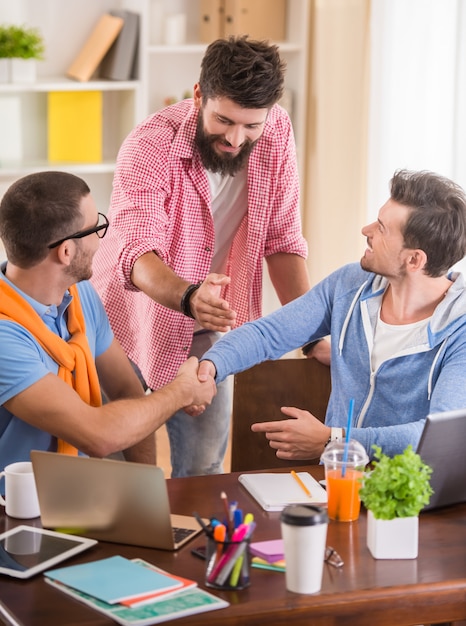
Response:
[[65, 245, 93, 282], [194, 114, 256, 176]]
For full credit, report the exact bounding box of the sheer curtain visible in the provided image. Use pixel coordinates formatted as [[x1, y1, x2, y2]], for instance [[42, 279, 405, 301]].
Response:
[[367, 0, 466, 272], [367, 0, 462, 210]]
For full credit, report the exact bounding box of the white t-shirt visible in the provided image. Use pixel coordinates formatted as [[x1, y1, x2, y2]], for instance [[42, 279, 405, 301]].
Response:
[[371, 310, 430, 372], [206, 168, 248, 275], [193, 169, 248, 333]]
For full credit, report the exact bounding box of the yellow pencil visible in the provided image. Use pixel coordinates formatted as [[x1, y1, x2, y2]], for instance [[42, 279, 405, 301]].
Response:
[[291, 470, 312, 498]]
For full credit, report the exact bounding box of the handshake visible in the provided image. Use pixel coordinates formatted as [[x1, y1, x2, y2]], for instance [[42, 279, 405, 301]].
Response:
[[176, 358, 217, 417], [176, 353, 332, 462]]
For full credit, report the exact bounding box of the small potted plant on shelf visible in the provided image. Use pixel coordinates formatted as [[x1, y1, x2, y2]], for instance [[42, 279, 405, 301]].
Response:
[[359, 444, 433, 559], [0, 25, 12, 82], [0, 24, 45, 83]]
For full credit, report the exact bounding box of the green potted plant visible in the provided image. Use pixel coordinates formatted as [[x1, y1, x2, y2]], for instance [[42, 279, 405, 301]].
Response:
[[0, 24, 45, 83], [0, 25, 12, 81], [359, 445, 433, 559]]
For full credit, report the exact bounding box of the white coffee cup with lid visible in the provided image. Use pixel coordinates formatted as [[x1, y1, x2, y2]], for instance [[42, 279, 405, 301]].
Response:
[[280, 504, 328, 594]]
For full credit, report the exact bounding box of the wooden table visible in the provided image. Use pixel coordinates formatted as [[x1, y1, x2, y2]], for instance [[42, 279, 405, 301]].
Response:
[[0, 466, 465, 626]]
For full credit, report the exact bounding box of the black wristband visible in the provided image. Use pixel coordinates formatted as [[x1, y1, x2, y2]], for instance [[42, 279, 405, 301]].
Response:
[[180, 282, 202, 319]]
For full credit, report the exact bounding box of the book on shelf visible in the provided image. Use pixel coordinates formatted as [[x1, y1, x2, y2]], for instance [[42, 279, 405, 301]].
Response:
[[66, 13, 124, 82], [44, 558, 229, 626], [47, 90, 102, 163], [100, 10, 140, 81]]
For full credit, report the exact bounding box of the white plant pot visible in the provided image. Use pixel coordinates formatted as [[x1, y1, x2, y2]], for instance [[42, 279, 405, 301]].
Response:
[[0, 58, 10, 83], [367, 510, 419, 559], [10, 58, 36, 84]]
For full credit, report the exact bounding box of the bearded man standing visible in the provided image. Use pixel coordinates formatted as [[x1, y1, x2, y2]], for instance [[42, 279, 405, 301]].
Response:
[[92, 36, 312, 477]]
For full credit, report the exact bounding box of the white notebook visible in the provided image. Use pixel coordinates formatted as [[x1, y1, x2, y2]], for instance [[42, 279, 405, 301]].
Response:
[[238, 472, 328, 512]]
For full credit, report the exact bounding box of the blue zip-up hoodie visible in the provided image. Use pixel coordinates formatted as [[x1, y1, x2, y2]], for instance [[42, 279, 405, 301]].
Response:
[[203, 263, 466, 458]]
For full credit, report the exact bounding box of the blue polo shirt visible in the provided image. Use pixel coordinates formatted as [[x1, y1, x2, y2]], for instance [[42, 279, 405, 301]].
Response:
[[0, 267, 113, 483]]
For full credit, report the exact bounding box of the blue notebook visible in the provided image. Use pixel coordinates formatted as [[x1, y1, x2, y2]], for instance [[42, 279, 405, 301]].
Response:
[[45, 555, 181, 604]]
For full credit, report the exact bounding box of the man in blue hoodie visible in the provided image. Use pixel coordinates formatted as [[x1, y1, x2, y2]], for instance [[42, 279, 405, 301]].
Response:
[[196, 169, 466, 460]]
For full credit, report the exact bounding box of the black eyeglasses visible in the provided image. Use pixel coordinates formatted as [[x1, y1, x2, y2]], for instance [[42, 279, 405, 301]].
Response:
[[47, 212, 109, 249]]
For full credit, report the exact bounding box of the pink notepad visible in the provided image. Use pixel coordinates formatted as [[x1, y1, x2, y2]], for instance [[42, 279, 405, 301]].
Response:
[[250, 539, 284, 563]]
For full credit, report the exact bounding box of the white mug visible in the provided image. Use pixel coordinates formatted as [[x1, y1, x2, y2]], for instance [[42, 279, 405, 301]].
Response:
[[0, 461, 41, 519]]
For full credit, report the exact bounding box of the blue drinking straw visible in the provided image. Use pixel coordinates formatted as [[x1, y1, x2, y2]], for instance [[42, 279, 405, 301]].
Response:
[[341, 398, 354, 477]]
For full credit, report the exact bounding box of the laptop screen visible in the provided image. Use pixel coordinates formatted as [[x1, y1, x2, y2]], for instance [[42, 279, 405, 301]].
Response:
[[416, 409, 466, 510]]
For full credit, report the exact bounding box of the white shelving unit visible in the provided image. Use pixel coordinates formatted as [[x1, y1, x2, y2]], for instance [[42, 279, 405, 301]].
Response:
[[0, 0, 146, 214], [0, 0, 310, 240]]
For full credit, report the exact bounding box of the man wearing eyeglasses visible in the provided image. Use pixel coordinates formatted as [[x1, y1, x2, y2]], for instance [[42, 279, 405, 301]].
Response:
[[0, 171, 216, 475]]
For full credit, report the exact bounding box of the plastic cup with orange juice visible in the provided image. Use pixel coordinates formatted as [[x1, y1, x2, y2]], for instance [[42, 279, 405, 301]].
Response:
[[321, 440, 369, 522]]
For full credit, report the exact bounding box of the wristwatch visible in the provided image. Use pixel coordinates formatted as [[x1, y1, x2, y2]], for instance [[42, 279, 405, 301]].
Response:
[[324, 427, 344, 448]]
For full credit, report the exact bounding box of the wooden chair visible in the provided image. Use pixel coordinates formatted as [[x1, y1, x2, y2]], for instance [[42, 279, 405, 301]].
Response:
[[230, 358, 331, 472]]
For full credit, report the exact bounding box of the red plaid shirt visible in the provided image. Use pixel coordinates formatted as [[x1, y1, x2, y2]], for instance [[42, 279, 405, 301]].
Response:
[[91, 100, 307, 390]]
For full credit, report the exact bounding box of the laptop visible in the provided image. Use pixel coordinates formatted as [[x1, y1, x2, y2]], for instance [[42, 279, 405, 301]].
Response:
[[416, 409, 466, 511], [30, 451, 207, 550]]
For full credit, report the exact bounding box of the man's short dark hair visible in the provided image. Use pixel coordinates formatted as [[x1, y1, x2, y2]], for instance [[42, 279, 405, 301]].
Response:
[[391, 169, 466, 277], [0, 171, 90, 268], [199, 35, 285, 108]]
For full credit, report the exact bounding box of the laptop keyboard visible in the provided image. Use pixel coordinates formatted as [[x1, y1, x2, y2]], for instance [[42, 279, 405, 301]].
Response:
[[172, 526, 196, 545]]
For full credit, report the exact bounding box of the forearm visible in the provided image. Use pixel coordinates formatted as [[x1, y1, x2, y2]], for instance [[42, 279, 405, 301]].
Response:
[[123, 433, 156, 464], [350, 422, 426, 461], [130, 251, 190, 311], [85, 376, 196, 457], [6, 360, 214, 460], [132, 255, 236, 333], [202, 291, 320, 382], [266, 253, 310, 304]]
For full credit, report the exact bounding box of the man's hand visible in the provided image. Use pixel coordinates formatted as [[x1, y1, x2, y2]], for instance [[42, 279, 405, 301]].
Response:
[[197, 359, 216, 381], [174, 357, 216, 416], [184, 359, 217, 416], [304, 339, 331, 366], [190, 274, 237, 331], [251, 407, 331, 460]]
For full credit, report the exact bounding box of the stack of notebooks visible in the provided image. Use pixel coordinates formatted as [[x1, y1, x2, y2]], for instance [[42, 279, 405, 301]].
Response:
[[44, 555, 228, 625], [250, 539, 286, 572]]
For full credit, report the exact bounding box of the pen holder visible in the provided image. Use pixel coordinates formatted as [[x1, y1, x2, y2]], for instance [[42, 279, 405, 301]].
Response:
[[205, 536, 251, 590]]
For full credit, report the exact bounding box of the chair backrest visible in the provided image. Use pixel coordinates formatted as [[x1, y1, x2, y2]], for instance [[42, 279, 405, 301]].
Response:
[[231, 358, 331, 472]]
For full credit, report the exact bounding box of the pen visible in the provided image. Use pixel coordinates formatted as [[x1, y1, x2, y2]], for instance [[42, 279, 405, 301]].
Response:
[[213, 523, 252, 586], [233, 508, 243, 529], [229, 501, 237, 523], [244, 512, 254, 525], [213, 523, 226, 562], [193, 511, 213, 537], [291, 470, 312, 498], [220, 491, 231, 536], [230, 519, 256, 586]]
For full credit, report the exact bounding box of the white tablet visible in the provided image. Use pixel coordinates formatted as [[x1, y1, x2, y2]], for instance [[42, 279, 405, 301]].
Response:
[[0, 525, 97, 579]]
